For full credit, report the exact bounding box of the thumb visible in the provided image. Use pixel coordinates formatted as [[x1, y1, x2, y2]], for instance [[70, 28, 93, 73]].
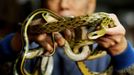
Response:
[[106, 14, 126, 35]]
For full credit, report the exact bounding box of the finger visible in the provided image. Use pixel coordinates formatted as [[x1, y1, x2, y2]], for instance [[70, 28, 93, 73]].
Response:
[[45, 34, 54, 46], [54, 32, 65, 46], [63, 29, 72, 41], [109, 14, 121, 25], [34, 33, 47, 42], [42, 42, 53, 52], [108, 37, 127, 55], [106, 14, 126, 35], [106, 34, 123, 44], [96, 36, 115, 48], [35, 33, 53, 52]]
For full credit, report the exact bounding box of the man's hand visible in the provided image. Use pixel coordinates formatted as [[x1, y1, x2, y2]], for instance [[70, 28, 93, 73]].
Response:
[[96, 14, 127, 55], [31, 14, 128, 56], [11, 14, 128, 56], [34, 32, 65, 53]]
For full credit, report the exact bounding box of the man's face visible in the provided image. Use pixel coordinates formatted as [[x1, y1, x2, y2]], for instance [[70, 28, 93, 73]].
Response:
[[47, 0, 96, 16]]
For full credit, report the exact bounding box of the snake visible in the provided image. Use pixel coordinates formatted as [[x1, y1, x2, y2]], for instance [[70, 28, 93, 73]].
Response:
[[13, 8, 115, 75]]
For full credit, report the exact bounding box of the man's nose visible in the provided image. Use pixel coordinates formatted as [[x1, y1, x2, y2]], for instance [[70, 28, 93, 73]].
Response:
[[60, 0, 70, 9]]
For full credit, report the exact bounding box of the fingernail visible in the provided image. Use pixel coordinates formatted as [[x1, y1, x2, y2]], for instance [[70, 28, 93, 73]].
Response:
[[53, 32, 65, 46], [54, 33, 62, 39]]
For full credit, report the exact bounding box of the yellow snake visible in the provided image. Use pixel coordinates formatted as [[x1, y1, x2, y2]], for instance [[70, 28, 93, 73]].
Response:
[[13, 8, 115, 75]]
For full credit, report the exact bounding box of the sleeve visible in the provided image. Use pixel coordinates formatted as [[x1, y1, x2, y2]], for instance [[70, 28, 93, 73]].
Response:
[[0, 33, 17, 61], [111, 42, 134, 75]]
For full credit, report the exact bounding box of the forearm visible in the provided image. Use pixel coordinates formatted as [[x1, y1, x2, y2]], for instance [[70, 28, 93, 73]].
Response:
[[112, 42, 134, 74], [0, 33, 21, 60], [11, 32, 22, 53]]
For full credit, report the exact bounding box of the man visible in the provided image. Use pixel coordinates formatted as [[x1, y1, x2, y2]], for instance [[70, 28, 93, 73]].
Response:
[[0, 0, 134, 75]]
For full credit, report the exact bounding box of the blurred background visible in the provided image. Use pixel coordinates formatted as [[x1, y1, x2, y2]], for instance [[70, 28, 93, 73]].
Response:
[[0, 0, 134, 75]]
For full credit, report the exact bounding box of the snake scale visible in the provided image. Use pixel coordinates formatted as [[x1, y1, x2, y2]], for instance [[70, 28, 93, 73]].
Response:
[[14, 9, 115, 75]]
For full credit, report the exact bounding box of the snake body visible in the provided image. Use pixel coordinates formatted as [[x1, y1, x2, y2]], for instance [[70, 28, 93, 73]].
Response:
[[28, 12, 113, 34], [14, 9, 115, 75]]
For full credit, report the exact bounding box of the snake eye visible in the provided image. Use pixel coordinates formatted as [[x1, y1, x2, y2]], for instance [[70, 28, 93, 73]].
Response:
[[43, 13, 47, 16], [92, 33, 98, 36]]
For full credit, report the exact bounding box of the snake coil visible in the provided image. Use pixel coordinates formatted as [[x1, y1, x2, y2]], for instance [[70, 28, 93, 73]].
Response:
[[14, 8, 115, 75]]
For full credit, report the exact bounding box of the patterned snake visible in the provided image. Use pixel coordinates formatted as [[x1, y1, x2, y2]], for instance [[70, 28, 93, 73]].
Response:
[[13, 9, 115, 75]]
